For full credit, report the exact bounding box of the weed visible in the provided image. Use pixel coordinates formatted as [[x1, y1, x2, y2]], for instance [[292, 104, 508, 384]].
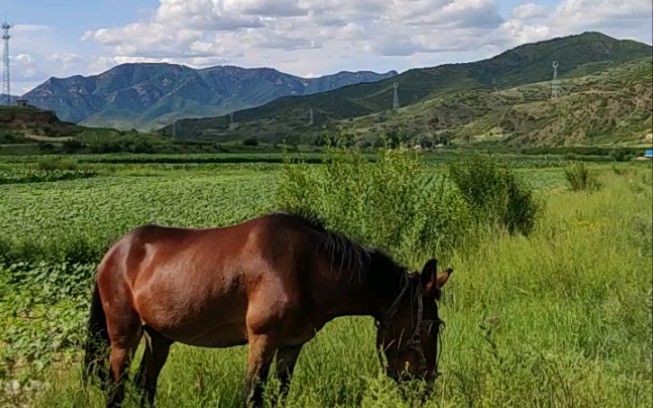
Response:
[[564, 162, 602, 191]]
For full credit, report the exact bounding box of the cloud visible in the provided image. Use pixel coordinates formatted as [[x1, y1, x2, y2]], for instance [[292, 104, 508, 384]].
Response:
[[10, 54, 46, 81], [512, 3, 548, 20], [227, 0, 309, 17], [46, 53, 83, 64], [83, 0, 506, 60], [500, 0, 653, 51], [12, 24, 50, 33]]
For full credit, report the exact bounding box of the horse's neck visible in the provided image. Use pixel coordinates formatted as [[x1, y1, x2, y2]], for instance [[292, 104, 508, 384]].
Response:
[[316, 265, 402, 322]]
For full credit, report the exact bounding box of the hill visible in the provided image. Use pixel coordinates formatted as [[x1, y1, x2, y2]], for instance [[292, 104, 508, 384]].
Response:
[[345, 57, 653, 147], [167, 32, 652, 145], [21, 65, 397, 130], [0, 105, 77, 138]]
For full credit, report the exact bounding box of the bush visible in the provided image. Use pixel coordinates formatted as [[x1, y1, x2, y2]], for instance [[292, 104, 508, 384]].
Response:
[[0, 131, 26, 144], [564, 162, 602, 192], [37, 157, 79, 171], [610, 149, 632, 162], [243, 138, 259, 147], [447, 153, 540, 236], [62, 139, 84, 153], [276, 140, 473, 264]]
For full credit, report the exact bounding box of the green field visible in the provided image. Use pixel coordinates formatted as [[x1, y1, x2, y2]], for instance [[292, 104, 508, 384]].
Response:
[[1, 152, 651, 407]]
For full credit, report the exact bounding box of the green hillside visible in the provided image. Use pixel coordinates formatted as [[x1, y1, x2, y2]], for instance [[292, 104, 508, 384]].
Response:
[[167, 32, 652, 146], [345, 57, 652, 147]]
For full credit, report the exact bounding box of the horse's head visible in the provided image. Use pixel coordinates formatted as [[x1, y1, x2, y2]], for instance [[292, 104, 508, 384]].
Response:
[[375, 258, 452, 387]]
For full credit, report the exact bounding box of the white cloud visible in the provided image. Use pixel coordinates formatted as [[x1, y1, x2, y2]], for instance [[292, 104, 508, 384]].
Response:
[[227, 0, 309, 17], [512, 3, 548, 20], [82, 0, 507, 67], [501, 0, 653, 46], [11, 54, 44, 81]]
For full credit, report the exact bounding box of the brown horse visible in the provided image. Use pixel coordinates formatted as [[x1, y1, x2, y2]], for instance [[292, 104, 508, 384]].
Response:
[[83, 211, 452, 407]]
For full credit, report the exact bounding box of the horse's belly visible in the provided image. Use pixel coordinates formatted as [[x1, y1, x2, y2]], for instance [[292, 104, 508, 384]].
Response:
[[136, 290, 250, 348], [157, 322, 248, 348]]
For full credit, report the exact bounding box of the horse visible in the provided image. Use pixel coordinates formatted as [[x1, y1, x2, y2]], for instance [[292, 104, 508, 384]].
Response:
[[83, 211, 453, 407]]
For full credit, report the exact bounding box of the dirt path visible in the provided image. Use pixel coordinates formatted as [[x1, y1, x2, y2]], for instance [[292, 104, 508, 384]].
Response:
[[24, 134, 73, 142]]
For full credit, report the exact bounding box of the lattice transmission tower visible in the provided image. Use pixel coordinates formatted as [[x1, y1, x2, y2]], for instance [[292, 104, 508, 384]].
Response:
[[551, 61, 562, 99], [392, 82, 399, 110], [2, 18, 12, 106]]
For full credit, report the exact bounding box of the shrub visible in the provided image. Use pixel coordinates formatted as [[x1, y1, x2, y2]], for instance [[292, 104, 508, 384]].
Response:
[[276, 139, 473, 264], [37, 157, 79, 171], [564, 162, 602, 192], [62, 139, 84, 153], [610, 149, 632, 162], [243, 138, 259, 146], [447, 153, 540, 236], [0, 131, 26, 144]]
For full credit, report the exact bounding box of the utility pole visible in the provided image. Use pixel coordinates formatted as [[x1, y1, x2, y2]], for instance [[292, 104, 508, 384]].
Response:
[[308, 107, 314, 126], [551, 61, 561, 99], [229, 112, 236, 130], [2, 18, 12, 106], [392, 82, 399, 110], [170, 48, 184, 139]]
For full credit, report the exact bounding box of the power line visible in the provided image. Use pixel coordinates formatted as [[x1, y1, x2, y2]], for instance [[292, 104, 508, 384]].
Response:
[[2, 18, 12, 106]]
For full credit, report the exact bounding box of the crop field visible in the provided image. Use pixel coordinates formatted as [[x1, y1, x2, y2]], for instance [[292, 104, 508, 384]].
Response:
[[0, 151, 651, 408]]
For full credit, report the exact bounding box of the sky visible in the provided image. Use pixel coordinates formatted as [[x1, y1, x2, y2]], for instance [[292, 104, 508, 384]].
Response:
[[2, 0, 652, 95]]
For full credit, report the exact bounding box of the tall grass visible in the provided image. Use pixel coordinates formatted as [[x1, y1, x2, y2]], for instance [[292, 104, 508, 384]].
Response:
[[563, 162, 602, 192], [21, 166, 652, 408], [3, 157, 651, 408]]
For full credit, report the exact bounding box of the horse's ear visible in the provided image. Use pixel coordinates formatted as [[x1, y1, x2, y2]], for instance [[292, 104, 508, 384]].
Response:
[[421, 259, 453, 299], [420, 259, 438, 287], [436, 268, 453, 289]]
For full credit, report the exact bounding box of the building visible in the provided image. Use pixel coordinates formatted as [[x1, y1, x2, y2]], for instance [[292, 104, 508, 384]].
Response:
[[16, 99, 29, 108], [645, 149, 652, 159]]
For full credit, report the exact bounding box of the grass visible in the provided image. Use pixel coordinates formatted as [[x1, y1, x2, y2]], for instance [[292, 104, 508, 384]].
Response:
[[563, 162, 602, 191], [0, 155, 650, 407]]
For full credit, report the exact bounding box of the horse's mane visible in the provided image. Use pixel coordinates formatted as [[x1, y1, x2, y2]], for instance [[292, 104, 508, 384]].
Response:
[[274, 210, 407, 290]]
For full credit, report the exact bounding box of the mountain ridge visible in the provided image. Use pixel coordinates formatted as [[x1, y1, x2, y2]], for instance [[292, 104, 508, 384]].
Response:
[[22, 64, 398, 129], [163, 32, 652, 147], [165, 31, 652, 143]]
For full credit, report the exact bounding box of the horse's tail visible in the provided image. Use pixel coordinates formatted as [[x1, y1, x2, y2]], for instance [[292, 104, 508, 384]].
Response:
[[83, 280, 110, 384]]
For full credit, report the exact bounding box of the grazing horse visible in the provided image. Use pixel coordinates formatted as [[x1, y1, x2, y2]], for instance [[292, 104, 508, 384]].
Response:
[[83, 211, 452, 407]]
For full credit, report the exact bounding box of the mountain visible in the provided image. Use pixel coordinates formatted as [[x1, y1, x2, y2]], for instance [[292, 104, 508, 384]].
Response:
[[21, 65, 397, 129], [167, 32, 652, 144]]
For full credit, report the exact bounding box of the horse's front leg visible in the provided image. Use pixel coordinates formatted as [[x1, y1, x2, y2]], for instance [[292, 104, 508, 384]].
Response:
[[243, 334, 276, 407]]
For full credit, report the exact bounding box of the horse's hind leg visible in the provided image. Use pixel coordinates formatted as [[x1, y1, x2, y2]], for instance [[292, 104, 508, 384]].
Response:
[[275, 344, 304, 400], [105, 308, 142, 408], [135, 327, 172, 407]]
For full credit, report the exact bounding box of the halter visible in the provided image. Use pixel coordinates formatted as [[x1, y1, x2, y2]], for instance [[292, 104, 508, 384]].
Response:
[[375, 273, 445, 378]]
